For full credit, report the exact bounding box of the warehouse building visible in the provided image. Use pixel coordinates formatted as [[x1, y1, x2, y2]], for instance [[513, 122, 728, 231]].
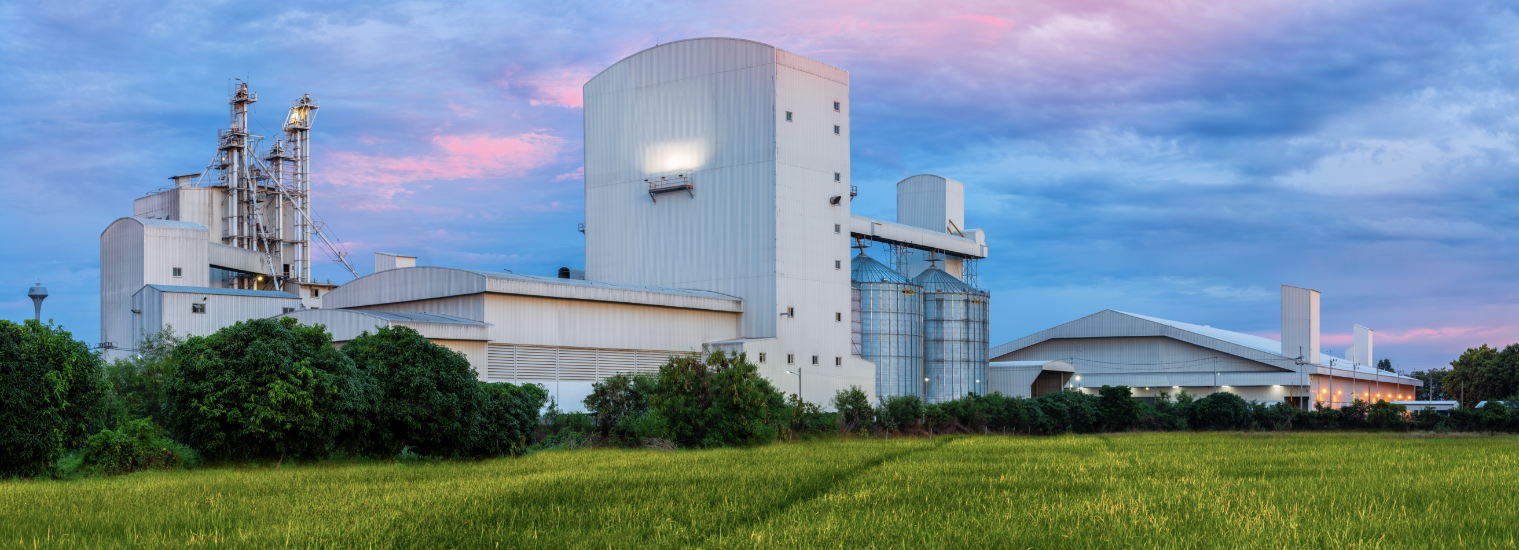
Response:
[[987, 285, 1420, 409]]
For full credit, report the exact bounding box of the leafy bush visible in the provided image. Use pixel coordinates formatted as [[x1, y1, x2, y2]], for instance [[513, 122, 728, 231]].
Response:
[[978, 393, 1030, 434], [1026, 390, 1100, 434], [0, 319, 109, 477], [163, 318, 374, 462], [1478, 400, 1513, 432], [786, 394, 832, 438], [342, 326, 483, 458], [584, 372, 659, 441], [1098, 386, 1140, 432], [879, 394, 925, 432], [561, 412, 593, 434], [649, 352, 786, 448], [622, 410, 671, 441], [1189, 392, 1251, 431], [1367, 400, 1408, 430], [832, 386, 874, 433], [105, 327, 183, 428], [475, 381, 549, 457], [79, 419, 195, 476]]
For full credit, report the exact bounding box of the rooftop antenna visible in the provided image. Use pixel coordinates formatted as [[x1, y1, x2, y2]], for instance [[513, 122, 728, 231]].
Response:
[[27, 282, 47, 321]]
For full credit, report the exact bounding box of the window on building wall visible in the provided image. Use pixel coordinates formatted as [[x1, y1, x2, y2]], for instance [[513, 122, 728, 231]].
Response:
[[786, 111, 793, 122], [835, 260, 841, 270], [811, 355, 819, 365], [191, 303, 206, 314], [835, 357, 842, 366], [787, 306, 794, 317], [834, 101, 841, 111], [835, 312, 842, 322], [834, 224, 841, 234], [172, 267, 182, 277], [833, 125, 841, 135], [312, 288, 320, 298], [758, 352, 766, 363], [787, 354, 795, 364], [282, 307, 296, 314], [834, 172, 841, 182]]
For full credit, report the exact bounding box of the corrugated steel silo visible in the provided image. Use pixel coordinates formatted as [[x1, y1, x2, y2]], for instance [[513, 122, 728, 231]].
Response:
[[851, 252, 923, 400], [916, 267, 989, 403]]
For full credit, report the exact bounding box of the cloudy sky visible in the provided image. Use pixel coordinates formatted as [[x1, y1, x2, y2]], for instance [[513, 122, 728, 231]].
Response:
[[3, 0, 1516, 370]]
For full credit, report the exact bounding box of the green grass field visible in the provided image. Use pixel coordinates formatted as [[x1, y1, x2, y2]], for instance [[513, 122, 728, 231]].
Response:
[[4, 432, 1517, 549]]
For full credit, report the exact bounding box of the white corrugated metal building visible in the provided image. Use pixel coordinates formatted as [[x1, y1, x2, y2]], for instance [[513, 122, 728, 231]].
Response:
[[988, 286, 1421, 408]]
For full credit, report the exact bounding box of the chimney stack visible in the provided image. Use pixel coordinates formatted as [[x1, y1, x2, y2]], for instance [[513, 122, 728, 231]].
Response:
[[1281, 285, 1320, 364], [1353, 324, 1373, 366]]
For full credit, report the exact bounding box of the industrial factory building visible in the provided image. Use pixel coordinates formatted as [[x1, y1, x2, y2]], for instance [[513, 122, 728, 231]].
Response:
[[987, 285, 1421, 408], [100, 38, 994, 409], [100, 37, 1411, 412]]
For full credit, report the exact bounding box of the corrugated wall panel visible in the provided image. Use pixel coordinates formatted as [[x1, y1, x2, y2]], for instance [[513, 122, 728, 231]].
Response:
[[483, 344, 688, 383]]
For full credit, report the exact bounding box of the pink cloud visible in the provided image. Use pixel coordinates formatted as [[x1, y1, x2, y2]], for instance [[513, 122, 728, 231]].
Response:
[[321, 132, 566, 203], [553, 166, 584, 181], [500, 68, 599, 108]]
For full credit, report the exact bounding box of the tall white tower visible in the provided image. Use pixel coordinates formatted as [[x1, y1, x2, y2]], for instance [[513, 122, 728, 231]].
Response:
[[583, 38, 872, 403]]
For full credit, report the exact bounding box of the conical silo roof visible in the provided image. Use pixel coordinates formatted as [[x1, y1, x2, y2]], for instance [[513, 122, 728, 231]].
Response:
[[913, 267, 978, 293], [851, 253, 910, 284]]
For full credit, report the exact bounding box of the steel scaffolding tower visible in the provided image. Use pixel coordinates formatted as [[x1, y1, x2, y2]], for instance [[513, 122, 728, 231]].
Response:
[[198, 82, 357, 291]]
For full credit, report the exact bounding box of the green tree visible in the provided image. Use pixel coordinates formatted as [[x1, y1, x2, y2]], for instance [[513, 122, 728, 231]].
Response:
[[342, 325, 483, 458], [1376, 358, 1395, 373], [105, 326, 184, 427], [648, 351, 786, 448], [0, 320, 109, 477], [584, 371, 660, 441], [1409, 368, 1451, 401], [475, 381, 549, 456], [831, 386, 874, 432], [1098, 385, 1140, 432], [163, 318, 374, 462], [1190, 392, 1252, 431], [1442, 344, 1519, 408]]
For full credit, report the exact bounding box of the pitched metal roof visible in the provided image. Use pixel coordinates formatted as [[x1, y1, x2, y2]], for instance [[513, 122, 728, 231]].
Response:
[[991, 309, 1419, 383]]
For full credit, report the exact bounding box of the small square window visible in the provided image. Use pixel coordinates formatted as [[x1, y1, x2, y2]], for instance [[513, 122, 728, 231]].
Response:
[[759, 352, 766, 363], [833, 101, 841, 111], [786, 111, 793, 122], [834, 224, 841, 234], [312, 288, 320, 298], [834, 172, 841, 182], [835, 260, 841, 270], [172, 267, 182, 277], [835, 312, 842, 322], [787, 354, 795, 364], [833, 125, 841, 135], [811, 355, 819, 365], [835, 357, 842, 366], [191, 303, 206, 314]]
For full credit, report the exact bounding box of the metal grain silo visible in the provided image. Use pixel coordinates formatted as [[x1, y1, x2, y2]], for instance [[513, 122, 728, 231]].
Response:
[[851, 252, 923, 400], [916, 267, 989, 403]]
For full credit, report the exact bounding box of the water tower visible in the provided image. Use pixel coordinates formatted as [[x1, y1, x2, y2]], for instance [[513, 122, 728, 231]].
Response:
[[28, 283, 47, 321]]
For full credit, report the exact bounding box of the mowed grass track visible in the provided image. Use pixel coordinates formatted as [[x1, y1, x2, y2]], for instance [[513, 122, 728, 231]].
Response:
[[3, 433, 1517, 549]]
